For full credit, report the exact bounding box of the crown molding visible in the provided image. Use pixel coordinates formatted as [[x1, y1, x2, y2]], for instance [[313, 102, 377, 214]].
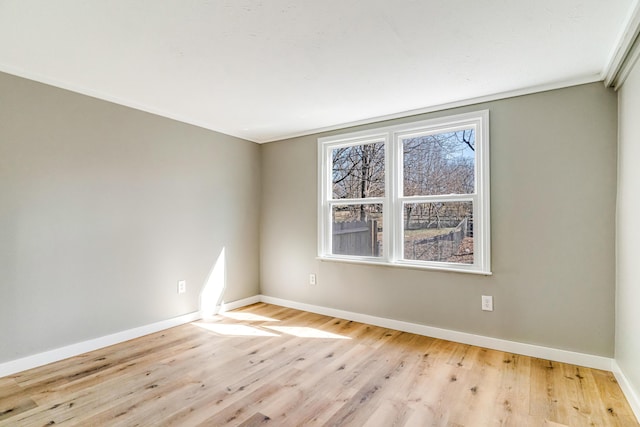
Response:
[[603, 0, 640, 88]]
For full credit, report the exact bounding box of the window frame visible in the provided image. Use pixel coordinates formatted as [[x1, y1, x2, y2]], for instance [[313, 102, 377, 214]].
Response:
[[318, 110, 491, 275]]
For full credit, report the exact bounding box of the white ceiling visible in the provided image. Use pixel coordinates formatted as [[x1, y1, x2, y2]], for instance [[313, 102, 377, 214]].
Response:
[[0, 1, 637, 143]]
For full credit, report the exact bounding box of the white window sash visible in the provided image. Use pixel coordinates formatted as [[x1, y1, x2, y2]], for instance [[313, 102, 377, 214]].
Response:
[[318, 110, 491, 275]]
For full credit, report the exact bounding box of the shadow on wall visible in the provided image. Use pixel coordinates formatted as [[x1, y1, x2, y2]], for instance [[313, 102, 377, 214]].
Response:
[[199, 247, 226, 318]]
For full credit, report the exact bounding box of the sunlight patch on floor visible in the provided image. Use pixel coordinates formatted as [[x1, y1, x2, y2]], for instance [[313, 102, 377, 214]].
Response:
[[192, 322, 279, 337], [264, 326, 351, 339], [221, 312, 279, 322]]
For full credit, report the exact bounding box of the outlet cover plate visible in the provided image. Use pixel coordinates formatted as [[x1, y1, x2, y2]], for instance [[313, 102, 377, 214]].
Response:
[[481, 295, 493, 311]]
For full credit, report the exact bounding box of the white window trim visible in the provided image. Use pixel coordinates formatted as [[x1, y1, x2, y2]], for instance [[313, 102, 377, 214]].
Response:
[[318, 110, 491, 275]]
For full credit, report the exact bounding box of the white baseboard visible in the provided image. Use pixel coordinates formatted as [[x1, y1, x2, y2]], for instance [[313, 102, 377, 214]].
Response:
[[0, 311, 200, 378], [612, 360, 640, 422], [0, 294, 268, 378], [259, 295, 613, 371], [203, 296, 263, 319], [220, 295, 261, 313]]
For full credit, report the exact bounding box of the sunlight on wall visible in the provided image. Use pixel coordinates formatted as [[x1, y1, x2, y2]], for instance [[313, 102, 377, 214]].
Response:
[[199, 247, 226, 319]]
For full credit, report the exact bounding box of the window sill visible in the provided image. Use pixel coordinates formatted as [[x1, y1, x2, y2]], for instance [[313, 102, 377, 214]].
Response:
[[316, 256, 493, 276]]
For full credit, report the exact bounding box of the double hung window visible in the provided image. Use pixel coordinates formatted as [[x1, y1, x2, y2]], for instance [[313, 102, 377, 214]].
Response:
[[318, 110, 490, 274]]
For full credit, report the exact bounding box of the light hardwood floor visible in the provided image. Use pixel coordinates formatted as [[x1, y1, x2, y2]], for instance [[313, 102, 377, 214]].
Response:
[[0, 303, 637, 426]]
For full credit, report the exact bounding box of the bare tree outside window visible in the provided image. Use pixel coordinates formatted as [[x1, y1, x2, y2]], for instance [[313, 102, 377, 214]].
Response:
[[402, 130, 475, 264], [331, 142, 384, 256], [403, 130, 475, 196], [332, 142, 385, 199]]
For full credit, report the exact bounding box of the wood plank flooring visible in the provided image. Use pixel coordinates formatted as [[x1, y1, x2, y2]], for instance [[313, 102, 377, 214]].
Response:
[[1, 303, 637, 426]]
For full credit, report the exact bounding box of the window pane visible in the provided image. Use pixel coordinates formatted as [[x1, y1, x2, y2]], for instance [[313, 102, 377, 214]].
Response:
[[332, 204, 383, 257], [403, 129, 475, 196], [403, 201, 473, 264], [332, 142, 385, 199]]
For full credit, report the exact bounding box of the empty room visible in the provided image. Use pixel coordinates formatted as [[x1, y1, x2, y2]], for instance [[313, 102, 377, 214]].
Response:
[[1, 1, 640, 426]]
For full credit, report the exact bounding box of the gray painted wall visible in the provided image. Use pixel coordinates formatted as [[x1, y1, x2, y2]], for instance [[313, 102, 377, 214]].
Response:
[[617, 59, 640, 400], [261, 82, 618, 357], [0, 73, 619, 366], [0, 72, 261, 363]]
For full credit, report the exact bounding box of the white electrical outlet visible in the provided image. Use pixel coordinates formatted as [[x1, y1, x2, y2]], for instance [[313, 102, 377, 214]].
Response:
[[178, 280, 186, 294], [481, 295, 493, 311], [309, 274, 316, 285]]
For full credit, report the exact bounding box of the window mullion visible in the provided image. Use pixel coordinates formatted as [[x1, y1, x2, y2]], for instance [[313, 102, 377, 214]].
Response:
[[391, 131, 402, 262], [384, 131, 392, 261]]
